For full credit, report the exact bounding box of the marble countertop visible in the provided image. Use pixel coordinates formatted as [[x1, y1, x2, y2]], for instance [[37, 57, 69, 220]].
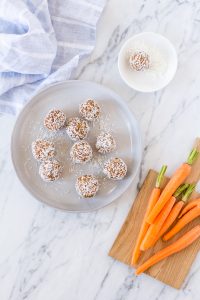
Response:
[[1, 0, 200, 299]]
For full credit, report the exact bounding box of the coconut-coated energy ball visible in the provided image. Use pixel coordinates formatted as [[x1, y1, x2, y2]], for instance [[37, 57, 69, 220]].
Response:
[[79, 99, 100, 121], [96, 132, 116, 154], [39, 159, 63, 182], [103, 158, 127, 180], [32, 139, 56, 161], [70, 141, 93, 164], [129, 51, 150, 71], [44, 109, 66, 131], [66, 117, 89, 141], [75, 175, 99, 198]]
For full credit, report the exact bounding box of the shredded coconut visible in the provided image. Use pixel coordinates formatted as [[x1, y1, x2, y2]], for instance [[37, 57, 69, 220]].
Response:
[[32, 139, 56, 161], [39, 159, 63, 182], [70, 141, 93, 164], [44, 109, 66, 131], [66, 117, 89, 141], [103, 157, 127, 180], [79, 99, 101, 121], [96, 132, 116, 154], [129, 51, 150, 71], [75, 175, 99, 198], [127, 41, 167, 76], [29, 99, 127, 197]]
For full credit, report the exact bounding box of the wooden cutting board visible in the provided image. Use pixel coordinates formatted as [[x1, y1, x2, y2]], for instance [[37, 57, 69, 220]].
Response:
[[109, 138, 200, 289]]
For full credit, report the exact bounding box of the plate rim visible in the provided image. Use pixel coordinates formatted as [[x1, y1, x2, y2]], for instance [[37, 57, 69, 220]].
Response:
[[11, 80, 142, 212]]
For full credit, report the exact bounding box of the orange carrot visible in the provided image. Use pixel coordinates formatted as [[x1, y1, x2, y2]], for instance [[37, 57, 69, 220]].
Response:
[[136, 225, 200, 275], [163, 205, 200, 241], [157, 184, 195, 240], [131, 166, 167, 265], [140, 184, 189, 251], [140, 196, 176, 250], [178, 198, 200, 218], [159, 202, 184, 238], [140, 183, 189, 251], [147, 149, 198, 224], [141, 184, 190, 250]]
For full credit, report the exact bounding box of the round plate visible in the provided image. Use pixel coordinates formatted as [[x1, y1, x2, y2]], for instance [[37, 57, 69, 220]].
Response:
[[118, 32, 178, 92], [11, 81, 142, 212]]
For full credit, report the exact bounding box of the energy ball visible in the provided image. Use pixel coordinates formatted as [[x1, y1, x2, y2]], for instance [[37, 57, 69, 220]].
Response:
[[70, 141, 93, 164], [79, 99, 100, 121], [96, 132, 116, 154], [39, 159, 63, 182], [32, 139, 56, 161], [44, 109, 66, 131], [103, 158, 127, 180], [66, 117, 89, 141], [75, 175, 99, 198], [129, 51, 150, 71]]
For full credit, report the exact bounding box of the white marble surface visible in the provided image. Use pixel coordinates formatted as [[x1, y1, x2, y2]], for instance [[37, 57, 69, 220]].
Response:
[[1, 0, 200, 299]]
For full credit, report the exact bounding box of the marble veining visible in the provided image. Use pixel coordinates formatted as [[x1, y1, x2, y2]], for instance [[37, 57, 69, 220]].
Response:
[[1, 0, 200, 299]]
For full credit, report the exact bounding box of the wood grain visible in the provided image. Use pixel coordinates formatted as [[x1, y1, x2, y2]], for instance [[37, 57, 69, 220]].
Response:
[[109, 138, 200, 289]]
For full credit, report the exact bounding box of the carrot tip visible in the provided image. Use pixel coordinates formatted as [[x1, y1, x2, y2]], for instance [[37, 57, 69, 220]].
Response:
[[135, 270, 140, 275]]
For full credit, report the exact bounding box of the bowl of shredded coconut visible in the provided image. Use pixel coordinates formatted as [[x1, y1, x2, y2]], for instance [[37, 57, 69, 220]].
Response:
[[118, 32, 178, 92]]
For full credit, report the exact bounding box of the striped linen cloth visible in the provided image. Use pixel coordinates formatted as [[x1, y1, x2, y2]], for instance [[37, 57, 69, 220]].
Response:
[[0, 0, 106, 114]]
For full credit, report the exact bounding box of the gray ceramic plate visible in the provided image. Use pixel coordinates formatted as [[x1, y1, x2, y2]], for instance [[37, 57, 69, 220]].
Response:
[[11, 81, 142, 212]]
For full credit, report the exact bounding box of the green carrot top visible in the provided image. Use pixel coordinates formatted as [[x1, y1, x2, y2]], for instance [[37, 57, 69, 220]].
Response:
[[187, 148, 199, 165], [155, 165, 167, 188], [181, 183, 196, 202], [173, 183, 190, 198]]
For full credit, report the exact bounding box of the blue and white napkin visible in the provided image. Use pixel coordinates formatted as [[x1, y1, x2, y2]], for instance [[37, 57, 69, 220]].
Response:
[[0, 0, 106, 114]]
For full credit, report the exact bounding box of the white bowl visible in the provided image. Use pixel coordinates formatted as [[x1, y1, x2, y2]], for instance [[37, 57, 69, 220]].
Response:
[[118, 32, 178, 92]]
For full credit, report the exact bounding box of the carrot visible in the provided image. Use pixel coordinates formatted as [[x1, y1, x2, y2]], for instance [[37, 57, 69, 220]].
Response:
[[157, 184, 195, 240], [147, 149, 198, 224], [178, 198, 200, 218], [163, 204, 200, 241], [135, 225, 200, 275], [140, 184, 188, 251], [131, 166, 167, 265]]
